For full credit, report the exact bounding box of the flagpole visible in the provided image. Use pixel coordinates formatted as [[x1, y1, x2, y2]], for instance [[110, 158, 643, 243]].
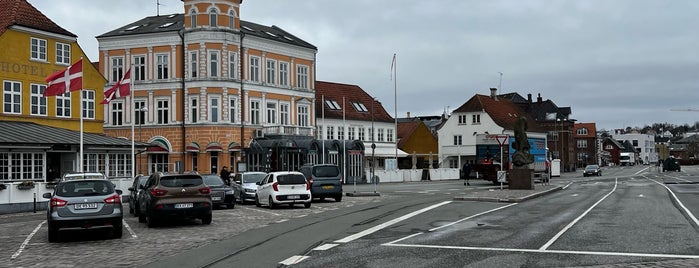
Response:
[[130, 65, 135, 177], [321, 94, 325, 164], [79, 57, 84, 172], [393, 53, 397, 162]]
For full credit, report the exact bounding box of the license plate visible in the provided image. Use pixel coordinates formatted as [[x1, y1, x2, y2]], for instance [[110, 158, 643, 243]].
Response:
[[75, 203, 97, 210], [174, 203, 193, 209], [212, 197, 221, 201], [287, 195, 299, 200], [322, 185, 334, 190]]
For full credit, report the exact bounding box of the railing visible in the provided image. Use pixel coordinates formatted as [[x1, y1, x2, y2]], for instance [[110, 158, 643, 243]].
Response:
[[262, 125, 315, 137]]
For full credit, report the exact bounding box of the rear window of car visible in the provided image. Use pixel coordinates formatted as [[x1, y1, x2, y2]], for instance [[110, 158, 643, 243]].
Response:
[[203, 175, 224, 186], [243, 173, 266, 184], [160, 175, 203, 187], [313, 166, 340, 177], [277, 174, 307, 185], [57, 180, 114, 197]]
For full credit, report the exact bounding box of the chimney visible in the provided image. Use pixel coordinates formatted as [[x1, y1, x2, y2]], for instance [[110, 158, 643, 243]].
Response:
[[537, 93, 542, 104], [527, 93, 532, 103], [407, 112, 411, 118], [490, 88, 498, 100]]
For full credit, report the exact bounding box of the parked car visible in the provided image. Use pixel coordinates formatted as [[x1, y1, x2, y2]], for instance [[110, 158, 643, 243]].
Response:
[[299, 164, 343, 202], [202, 174, 236, 209], [582, 165, 602, 177], [62, 172, 109, 181], [127, 174, 149, 216], [232, 172, 267, 204], [255, 171, 311, 209], [138, 172, 212, 227], [663, 156, 681, 172], [43, 175, 123, 242]]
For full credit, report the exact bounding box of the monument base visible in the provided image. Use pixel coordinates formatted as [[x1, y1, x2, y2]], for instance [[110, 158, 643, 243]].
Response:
[[509, 168, 533, 190]]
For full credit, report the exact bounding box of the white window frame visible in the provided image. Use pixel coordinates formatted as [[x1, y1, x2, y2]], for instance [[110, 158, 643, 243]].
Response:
[[348, 126, 355, 140], [266, 59, 276, 84], [296, 65, 309, 89], [82, 90, 95, 119], [358, 127, 365, 141], [208, 50, 219, 78], [133, 55, 146, 81], [228, 52, 236, 79], [156, 98, 170, 125], [111, 57, 124, 82], [111, 101, 123, 125], [249, 56, 260, 82], [280, 103, 289, 125], [229, 10, 236, 29], [454, 135, 463, 145], [279, 62, 289, 86], [55, 42, 71, 65], [30, 84, 46, 116], [135, 100, 146, 125], [326, 126, 334, 140], [190, 9, 197, 28], [156, 54, 169, 80], [209, 96, 220, 123], [190, 96, 198, 123], [209, 8, 218, 27], [30, 37, 47, 61], [378, 128, 385, 142], [297, 105, 309, 127], [229, 97, 237, 123], [387, 129, 394, 142], [577, 140, 588, 148], [56, 92, 71, 118], [189, 52, 198, 79], [266, 101, 277, 124], [3, 81, 21, 114], [338, 126, 345, 140], [250, 99, 261, 125], [472, 114, 481, 124]]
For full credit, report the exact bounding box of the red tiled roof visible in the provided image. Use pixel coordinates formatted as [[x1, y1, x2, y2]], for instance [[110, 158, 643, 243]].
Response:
[[397, 120, 419, 148], [0, 0, 75, 37], [574, 122, 597, 138], [453, 94, 545, 132], [315, 81, 393, 123]]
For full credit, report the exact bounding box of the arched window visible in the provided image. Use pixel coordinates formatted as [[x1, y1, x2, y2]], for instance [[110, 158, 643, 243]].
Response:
[[229, 10, 237, 29], [190, 9, 197, 28], [209, 8, 218, 27]]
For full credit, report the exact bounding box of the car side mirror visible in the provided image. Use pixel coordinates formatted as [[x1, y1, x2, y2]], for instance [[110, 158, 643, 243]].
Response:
[[42, 193, 52, 199], [116, 189, 123, 195], [128, 187, 134, 191]]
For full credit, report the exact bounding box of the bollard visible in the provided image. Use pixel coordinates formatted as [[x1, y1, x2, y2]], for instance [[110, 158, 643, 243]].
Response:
[[33, 193, 36, 213]]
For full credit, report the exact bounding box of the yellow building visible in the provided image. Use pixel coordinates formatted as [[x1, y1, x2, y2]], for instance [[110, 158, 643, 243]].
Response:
[[99, 0, 318, 175], [0, 0, 139, 180]]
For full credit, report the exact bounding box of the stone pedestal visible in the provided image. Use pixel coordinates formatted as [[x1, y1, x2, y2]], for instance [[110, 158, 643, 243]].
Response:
[[509, 168, 533, 190]]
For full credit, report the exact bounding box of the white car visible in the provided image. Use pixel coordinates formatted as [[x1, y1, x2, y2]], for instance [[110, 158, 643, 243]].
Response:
[[255, 171, 311, 209]]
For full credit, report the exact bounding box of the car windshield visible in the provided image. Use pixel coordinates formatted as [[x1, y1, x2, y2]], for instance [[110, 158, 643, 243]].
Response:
[[64, 174, 105, 180], [160, 175, 203, 187], [137, 176, 148, 186], [313, 166, 340, 177], [585, 165, 599, 170], [243, 173, 266, 184], [57, 180, 114, 197], [203, 175, 225, 186], [277, 174, 307, 185]]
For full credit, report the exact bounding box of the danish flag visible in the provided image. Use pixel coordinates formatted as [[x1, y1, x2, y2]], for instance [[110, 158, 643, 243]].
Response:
[[101, 67, 131, 104], [43, 59, 82, 97]]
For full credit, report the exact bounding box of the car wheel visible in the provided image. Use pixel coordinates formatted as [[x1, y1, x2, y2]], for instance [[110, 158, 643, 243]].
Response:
[[48, 223, 59, 242], [335, 194, 342, 202], [113, 221, 123, 239], [269, 197, 276, 209], [201, 214, 212, 225], [146, 212, 158, 228], [228, 200, 235, 209], [255, 195, 261, 207], [304, 202, 311, 208]]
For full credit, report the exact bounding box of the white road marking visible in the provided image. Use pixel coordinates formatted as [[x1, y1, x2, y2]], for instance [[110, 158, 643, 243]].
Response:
[[634, 167, 649, 175], [279, 255, 309, 265], [429, 203, 518, 232], [334, 201, 451, 243], [571, 194, 579, 197], [123, 219, 138, 239], [242, 206, 281, 216], [275, 219, 289, 223], [638, 194, 645, 198], [647, 176, 699, 227], [313, 243, 338, 251], [11, 220, 45, 259], [539, 178, 618, 250], [384, 241, 699, 259]]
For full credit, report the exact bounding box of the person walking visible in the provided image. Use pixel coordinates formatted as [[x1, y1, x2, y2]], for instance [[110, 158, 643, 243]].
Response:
[[462, 162, 471, 186], [220, 166, 231, 185]]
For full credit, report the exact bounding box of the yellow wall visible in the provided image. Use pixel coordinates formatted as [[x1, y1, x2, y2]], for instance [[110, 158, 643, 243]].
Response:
[[0, 28, 106, 133]]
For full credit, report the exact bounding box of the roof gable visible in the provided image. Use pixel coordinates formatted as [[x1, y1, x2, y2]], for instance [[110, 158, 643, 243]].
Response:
[[0, 0, 75, 37], [453, 94, 543, 131], [315, 81, 393, 123]]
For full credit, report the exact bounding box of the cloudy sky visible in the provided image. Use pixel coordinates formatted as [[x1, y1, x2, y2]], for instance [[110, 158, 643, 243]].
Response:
[[29, 0, 699, 130]]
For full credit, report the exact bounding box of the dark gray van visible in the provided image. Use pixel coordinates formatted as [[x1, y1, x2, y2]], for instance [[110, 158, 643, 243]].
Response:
[[299, 164, 343, 202]]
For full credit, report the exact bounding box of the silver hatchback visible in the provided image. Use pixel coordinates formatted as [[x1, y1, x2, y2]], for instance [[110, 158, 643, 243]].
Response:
[[43, 178, 123, 242]]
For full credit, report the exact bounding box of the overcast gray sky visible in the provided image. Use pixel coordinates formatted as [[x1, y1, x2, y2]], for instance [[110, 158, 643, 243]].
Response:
[[30, 0, 699, 131]]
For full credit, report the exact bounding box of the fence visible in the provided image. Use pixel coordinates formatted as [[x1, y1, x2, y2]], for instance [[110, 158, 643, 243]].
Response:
[[366, 168, 460, 183]]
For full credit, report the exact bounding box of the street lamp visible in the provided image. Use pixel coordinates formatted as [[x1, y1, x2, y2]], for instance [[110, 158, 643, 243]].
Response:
[[138, 106, 147, 175]]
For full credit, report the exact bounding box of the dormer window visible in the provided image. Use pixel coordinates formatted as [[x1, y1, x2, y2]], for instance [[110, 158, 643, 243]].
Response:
[[209, 8, 218, 27], [325, 100, 341, 110], [351, 102, 368, 112]]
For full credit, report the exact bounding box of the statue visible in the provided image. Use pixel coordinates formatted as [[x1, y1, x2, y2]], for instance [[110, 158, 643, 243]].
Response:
[[511, 117, 534, 168]]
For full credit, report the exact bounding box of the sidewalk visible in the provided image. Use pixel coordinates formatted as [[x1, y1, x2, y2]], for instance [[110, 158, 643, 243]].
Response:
[[453, 181, 570, 203]]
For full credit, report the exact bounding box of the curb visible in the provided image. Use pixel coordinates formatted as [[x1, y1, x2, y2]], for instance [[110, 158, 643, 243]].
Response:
[[453, 185, 564, 203]]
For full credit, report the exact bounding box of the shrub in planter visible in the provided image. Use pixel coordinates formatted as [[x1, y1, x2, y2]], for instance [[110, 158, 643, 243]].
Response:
[[17, 180, 35, 189], [0, 184, 6, 191]]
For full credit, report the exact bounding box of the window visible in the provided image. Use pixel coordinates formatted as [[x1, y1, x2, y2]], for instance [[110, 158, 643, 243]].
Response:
[[30, 84, 46, 116], [279, 62, 289, 86], [351, 102, 368, 112], [280, 103, 289, 125], [108, 153, 132, 177], [605, 144, 613, 150], [150, 154, 169, 173], [577, 128, 589, 135], [358, 127, 365, 141], [454, 135, 463, 145], [632, 140, 638, 147], [190, 52, 198, 78], [387, 129, 394, 142], [348, 127, 355, 140], [190, 97, 198, 123], [156, 54, 169, 80], [209, 8, 217, 27], [209, 96, 220, 122], [135, 100, 146, 125], [297, 105, 309, 127], [82, 90, 95, 119], [56, 42, 71, 65], [228, 52, 236, 79], [472, 114, 481, 124], [3, 81, 21, 114], [249, 56, 260, 82], [156, 99, 169, 124], [577, 140, 588, 148], [111, 57, 124, 82], [133, 55, 146, 81], [326, 126, 334, 140], [190, 9, 197, 28], [266, 102, 277, 124], [296, 65, 309, 89], [0, 153, 44, 180], [56, 92, 70, 118], [458, 115, 467, 124], [325, 100, 341, 110], [229, 97, 236, 123], [266, 59, 276, 84], [111, 102, 123, 125], [250, 100, 260, 125], [229, 10, 236, 28], [208, 50, 219, 78], [30, 38, 47, 61], [338, 126, 345, 140], [378, 128, 385, 142]]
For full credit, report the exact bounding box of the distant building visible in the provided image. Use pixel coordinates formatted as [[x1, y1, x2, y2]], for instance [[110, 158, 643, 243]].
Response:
[[396, 116, 439, 169], [573, 122, 598, 168], [611, 133, 658, 164]]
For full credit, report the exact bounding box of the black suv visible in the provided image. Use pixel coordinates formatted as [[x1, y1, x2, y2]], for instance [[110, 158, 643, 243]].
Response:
[[299, 164, 343, 202], [138, 172, 212, 227]]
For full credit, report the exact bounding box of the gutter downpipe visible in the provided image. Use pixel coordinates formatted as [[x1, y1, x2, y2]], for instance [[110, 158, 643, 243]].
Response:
[[179, 27, 186, 173], [240, 32, 245, 172]]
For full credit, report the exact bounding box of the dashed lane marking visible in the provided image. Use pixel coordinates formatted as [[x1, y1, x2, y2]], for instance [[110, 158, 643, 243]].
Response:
[[11, 220, 45, 259], [313, 243, 338, 251], [279, 255, 309, 265]]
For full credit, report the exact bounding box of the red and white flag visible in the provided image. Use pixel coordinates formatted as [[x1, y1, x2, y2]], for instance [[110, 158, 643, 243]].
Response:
[[101, 67, 131, 104], [43, 59, 83, 97]]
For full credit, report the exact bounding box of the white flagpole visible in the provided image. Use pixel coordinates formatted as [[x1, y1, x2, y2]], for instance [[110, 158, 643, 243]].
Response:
[[79, 57, 84, 172], [393, 53, 398, 162], [130, 65, 135, 177], [321, 95, 325, 164]]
